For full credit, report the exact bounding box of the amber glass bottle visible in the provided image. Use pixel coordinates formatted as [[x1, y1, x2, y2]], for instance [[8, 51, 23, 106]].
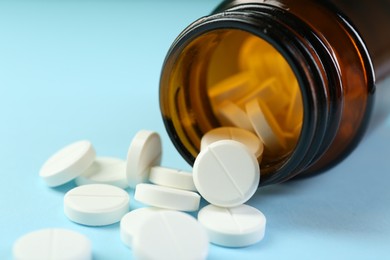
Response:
[[159, 0, 389, 186]]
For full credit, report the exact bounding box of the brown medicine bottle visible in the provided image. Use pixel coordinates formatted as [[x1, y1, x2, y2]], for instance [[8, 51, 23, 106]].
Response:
[[159, 0, 390, 186]]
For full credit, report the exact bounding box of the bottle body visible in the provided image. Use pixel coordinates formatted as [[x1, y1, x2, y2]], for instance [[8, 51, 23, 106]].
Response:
[[329, 0, 390, 80], [160, 0, 377, 185]]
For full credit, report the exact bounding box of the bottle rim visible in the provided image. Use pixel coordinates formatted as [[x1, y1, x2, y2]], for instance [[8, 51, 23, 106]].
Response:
[[160, 4, 343, 185]]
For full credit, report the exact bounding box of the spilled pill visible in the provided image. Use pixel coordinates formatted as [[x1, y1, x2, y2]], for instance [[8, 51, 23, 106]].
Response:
[[193, 140, 260, 208], [132, 210, 209, 260], [198, 204, 266, 247], [149, 166, 197, 191], [13, 228, 92, 260], [134, 183, 200, 212], [64, 184, 130, 226], [75, 157, 128, 189], [120, 207, 168, 249], [126, 130, 162, 189], [39, 140, 96, 187]]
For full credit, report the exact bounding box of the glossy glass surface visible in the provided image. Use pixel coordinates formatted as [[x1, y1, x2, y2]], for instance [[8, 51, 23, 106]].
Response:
[[160, 0, 376, 183]]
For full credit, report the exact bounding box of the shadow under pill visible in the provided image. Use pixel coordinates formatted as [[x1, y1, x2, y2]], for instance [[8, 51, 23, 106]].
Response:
[[51, 181, 77, 194]]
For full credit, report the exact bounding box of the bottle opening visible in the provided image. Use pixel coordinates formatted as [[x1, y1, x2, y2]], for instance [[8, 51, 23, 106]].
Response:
[[161, 29, 304, 173]]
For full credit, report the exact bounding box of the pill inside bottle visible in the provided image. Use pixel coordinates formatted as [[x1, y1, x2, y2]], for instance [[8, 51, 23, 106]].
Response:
[[160, 30, 303, 177]]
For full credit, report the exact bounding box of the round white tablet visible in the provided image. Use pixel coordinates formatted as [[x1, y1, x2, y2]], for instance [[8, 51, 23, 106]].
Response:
[[133, 210, 209, 260], [13, 228, 92, 260], [200, 127, 264, 159], [120, 207, 168, 249], [126, 130, 162, 189], [193, 140, 260, 207], [246, 99, 286, 151], [39, 140, 96, 187], [208, 72, 254, 104], [149, 166, 197, 191], [216, 101, 254, 132], [75, 157, 128, 189], [197, 204, 266, 247], [134, 183, 200, 212], [64, 184, 130, 226]]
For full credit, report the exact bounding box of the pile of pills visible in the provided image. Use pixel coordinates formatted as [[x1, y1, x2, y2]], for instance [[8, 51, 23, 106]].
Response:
[[208, 36, 303, 155], [12, 127, 267, 259]]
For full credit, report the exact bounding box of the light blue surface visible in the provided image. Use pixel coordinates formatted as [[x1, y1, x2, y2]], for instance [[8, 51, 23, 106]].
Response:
[[1, 1, 390, 259]]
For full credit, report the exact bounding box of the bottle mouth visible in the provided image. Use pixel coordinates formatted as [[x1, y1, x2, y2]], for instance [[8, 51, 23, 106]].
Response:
[[160, 10, 330, 185]]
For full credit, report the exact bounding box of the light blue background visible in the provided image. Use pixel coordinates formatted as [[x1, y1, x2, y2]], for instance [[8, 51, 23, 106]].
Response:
[[1, 1, 390, 259]]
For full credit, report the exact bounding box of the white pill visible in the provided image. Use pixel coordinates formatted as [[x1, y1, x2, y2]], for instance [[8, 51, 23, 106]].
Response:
[[134, 183, 200, 212], [133, 210, 209, 260], [64, 184, 130, 226], [13, 228, 91, 260], [200, 127, 264, 159], [120, 207, 168, 249], [216, 101, 254, 132], [126, 130, 162, 189], [149, 166, 197, 191], [246, 99, 286, 151], [39, 140, 96, 187], [75, 157, 128, 189], [193, 140, 260, 207], [285, 81, 303, 128], [197, 204, 266, 247], [235, 77, 277, 107], [208, 72, 255, 104]]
